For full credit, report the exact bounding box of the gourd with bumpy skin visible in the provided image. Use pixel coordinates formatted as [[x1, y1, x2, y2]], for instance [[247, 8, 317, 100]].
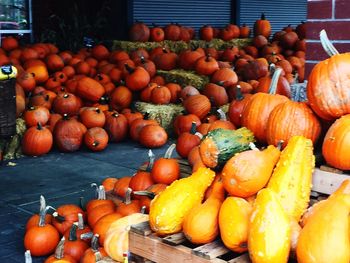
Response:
[[199, 128, 255, 169], [248, 188, 291, 263], [296, 180, 350, 263], [149, 167, 216, 235], [219, 197, 252, 253], [104, 213, 149, 262], [183, 174, 225, 244], [222, 143, 280, 198], [267, 136, 315, 221]]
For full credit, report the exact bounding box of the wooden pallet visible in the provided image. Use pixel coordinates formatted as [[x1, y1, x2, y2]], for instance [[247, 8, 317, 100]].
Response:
[[129, 221, 251, 263]]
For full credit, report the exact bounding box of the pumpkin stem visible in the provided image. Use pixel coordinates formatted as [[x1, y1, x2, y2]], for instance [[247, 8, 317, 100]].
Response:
[[92, 141, 100, 147], [54, 237, 65, 259], [125, 188, 132, 205], [38, 205, 53, 227], [45, 94, 50, 101], [62, 113, 69, 120], [162, 48, 168, 54], [320, 30, 339, 57], [261, 13, 266, 20], [164, 143, 176, 159], [249, 142, 260, 151], [269, 63, 276, 75], [268, 67, 282, 95], [95, 107, 101, 114], [133, 190, 156, 199], [91, 234, 100, 252], [39, 195, 46, 214], [124, 63, 135, 74], [24, 250, 32, 263], [140, 56, 146, 64], [146, 149, 155, 172], [52, 211, 66, 223], [235, 85, 244, 101], [217, 108, 227, 121], [277, 140, 284, 150], [205, 54, 211, 62], [79, 196, 85, 210], [63, 93, 69, 99], [94, 251, 103, 262], [36, 122, 43, 130], [112, 112, 119, 118], [291, 81, 306, 102], [91, 183, 99, 198], [77, 213, 84, 229], [190, 122, 197, 135], [217, 80, 225, 87], [68, 223, 78, 241], [98, 185, 106, 200], [140, 206, 147, 214]]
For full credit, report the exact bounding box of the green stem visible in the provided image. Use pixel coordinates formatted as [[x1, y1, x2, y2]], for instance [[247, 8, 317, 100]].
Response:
[[133, 191, 156, 199], [68, 223, 78, 241], [261, 13, 266, 20], [217, 108, 227, 121], [77, 213, 84, 230], [54, 237, 65, 259], [24, 250, 32, 263], [146, 149, 155, 172], [320, 30, 339, 57], [190, 122, 197, 135], [91, 234, 100, 252], [164, 143, 176, 159], [36, 122, 43, 130], [125, 188, 132, 205], [268, 67, 282, 95], [235, 85, 244, 101]]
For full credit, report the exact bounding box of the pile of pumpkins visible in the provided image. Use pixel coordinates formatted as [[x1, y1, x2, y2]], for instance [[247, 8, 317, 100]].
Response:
[[0, 14, 307, 159]]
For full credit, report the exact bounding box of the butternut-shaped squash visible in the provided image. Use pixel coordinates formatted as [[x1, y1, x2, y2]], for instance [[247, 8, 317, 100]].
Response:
[[267, 136, 315, 221], [219, 197, 252, 253], [149, 167, 216, 235], [248, 188, 291, 263], [296, 180, 350, 263], [183, 174, 225, 244], [222, 143, 280, 197], [104, 213, 149, 262]]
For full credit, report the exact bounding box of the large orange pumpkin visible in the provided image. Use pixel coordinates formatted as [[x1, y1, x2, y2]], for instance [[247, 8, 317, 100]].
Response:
[[307, 31, 350, 120]]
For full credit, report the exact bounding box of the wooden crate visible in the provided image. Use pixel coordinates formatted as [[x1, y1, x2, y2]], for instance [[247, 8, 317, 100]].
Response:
[[129, 221, 251, 263], [106, 160, 350, 262]]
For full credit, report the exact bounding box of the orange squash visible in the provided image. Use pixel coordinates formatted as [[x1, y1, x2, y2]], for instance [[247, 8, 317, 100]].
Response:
[[221, 143, 281, 198], [183, 174, 225, 244], [219, 197, 252, 253], [296, 180, 350, 263]]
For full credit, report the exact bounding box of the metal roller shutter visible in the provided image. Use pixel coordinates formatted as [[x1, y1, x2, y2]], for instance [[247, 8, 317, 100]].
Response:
[[237, 0, 307, 33], [132, 0, 232, 32]]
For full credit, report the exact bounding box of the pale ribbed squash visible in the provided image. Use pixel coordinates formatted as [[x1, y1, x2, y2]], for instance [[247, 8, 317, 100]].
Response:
[[267, 135, 315, 221], [248, 188, 291, 263], [219, 197, 252, 253], [104, 213, 149, 262], [296, 180, 350, 263], [183, 174, 225, 244], [222, 144, 281, 198], [149, 167, 216, 235]]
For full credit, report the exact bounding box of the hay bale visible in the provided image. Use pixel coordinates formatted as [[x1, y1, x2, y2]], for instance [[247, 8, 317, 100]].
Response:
[[157, 69, 209, 90], [111, 40, 188, 53], [111, 38, 252, 53], [134, 102, 184, 134], [0, 118, 26, 160]]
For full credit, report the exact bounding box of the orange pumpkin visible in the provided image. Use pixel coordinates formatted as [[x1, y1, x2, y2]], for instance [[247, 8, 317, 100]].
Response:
[[176, 122, 202, 158], [183, 94, 211, 120]]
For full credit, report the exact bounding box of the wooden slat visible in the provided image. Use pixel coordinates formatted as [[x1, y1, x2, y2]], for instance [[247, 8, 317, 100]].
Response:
[[129, 231, 227, 263], [312, 168, 350, 195], [227, 253, 251, 263], [131, 221, 153, 236], [192, 240, 230, 259], [162, 232, 187, 245], [319, 165, 343, 174]]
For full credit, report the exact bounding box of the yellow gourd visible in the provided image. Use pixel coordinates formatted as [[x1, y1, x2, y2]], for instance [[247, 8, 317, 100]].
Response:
[[248, 188, 291, 263], [267, 135, 315, 221], [219, 197, 252, 253], [104, 213, 149, 262], [183, 174, 225, 244], [222, 143, 281, 197], [296, 180, 350, 263], [149, 167, 216, 235]]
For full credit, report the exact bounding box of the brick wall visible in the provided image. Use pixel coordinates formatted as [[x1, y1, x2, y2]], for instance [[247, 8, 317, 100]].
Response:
[[306, 0, 350, 75]]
